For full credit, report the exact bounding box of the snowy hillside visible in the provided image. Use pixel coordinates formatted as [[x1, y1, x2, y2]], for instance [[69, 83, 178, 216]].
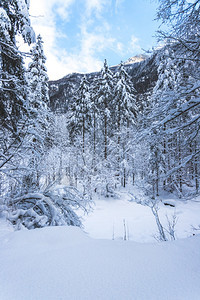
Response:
[[0, 224, 200, 300]]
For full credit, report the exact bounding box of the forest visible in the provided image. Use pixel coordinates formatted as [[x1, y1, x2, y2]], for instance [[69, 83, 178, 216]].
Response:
[[1, 1, 200, 299], [0, 0, 200, 235]]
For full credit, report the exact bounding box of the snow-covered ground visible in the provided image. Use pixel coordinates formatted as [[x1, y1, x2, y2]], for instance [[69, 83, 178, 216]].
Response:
[[0, 224, 200, 300], [81, 188, 200, 243], [0, 188, 200, 300]]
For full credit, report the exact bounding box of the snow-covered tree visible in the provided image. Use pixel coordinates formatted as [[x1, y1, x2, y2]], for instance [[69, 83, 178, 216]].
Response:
[[98, 59, 114, 160], [141, 41, 200, 197], [0, 0, 35, 200], [156, 0, 200, 58], [114, 63, 137, 130], [90, 74, 103, 166], [69, 75, 91, 154], [21, 34, 50, 192], [0, 0, 35, 132], [113, 63, 137, 186], [7, 185, 89, 229]]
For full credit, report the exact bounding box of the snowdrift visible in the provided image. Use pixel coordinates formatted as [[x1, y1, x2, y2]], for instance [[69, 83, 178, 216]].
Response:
[[0, 225, 200, 300]]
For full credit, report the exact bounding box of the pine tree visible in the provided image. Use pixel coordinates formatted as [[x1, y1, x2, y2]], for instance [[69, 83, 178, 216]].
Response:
[[67, 76, 94, 197], [23, 34, 50, 192], [90, 74, 102, 166], [113, 63, 137, 186], [98, 59, 114, 160], [69, 75, 91, 154], [0, 0, 35, 132], [0, 0, 35, 199], [91, 60, 117, 196]]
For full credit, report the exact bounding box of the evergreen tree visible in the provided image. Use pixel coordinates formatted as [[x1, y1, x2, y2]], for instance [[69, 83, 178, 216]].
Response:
[[98, 59, 114, 160], [0, 0, 35, 199], [67, 76, 94, 197], [114, 63, 137, 131], [0, 0, 35, 132], [113, 63, 137, 186], [69, 75, 91, 154], [23, 34, 50, 192], [90, 74, 102, 166]]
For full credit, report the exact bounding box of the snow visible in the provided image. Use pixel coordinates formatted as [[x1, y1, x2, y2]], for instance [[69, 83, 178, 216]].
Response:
[[1, 190, 200, 299], [0, 223, 200, 300], [0, 7, 11, 33], [81, 189, 200, 243], [82, 197, 157, 242]]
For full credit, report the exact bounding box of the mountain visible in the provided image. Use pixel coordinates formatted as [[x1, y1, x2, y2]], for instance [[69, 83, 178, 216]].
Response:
[[48, 53, 158, 113], [124, 54, 149, 65]]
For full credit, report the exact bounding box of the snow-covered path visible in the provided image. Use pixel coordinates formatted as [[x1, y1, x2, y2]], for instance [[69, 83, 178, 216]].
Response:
[[0, 225, 200, 300]]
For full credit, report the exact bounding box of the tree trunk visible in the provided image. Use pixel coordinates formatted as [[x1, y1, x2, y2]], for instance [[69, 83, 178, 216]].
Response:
[[82, 117, 85, 154], [163, 123, 167, 190], [194, 141, 199, 194], [104, 113, 107, 160]]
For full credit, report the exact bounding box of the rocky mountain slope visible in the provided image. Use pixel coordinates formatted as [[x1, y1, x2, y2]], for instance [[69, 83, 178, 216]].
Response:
[[48, 53, 158, 113]]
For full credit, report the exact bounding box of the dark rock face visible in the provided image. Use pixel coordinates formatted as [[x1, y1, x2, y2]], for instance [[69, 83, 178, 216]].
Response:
[[48, 53, 158, 113]]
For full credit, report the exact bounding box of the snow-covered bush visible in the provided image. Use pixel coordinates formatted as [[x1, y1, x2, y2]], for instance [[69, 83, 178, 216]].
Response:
[[7, 186, 89, 230]]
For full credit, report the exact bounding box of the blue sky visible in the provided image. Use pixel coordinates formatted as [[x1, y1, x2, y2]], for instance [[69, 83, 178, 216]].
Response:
[[29, 0, 160, 80]]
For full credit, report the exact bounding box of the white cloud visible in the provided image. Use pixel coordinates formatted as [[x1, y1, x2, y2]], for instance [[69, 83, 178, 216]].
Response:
[[27, 0, 133, 80], [29, 0, 77, 79], [48, 48, 103, 79], [79, 20, 115, 55], [30, 0, 74, 21], [116, 42, 124, 54], [115, 0, 124, 12], [27, 0, 115, 79], [51, 23, 116, 78], [85, 0, 111, 17], [129, 35, 141, 53]]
